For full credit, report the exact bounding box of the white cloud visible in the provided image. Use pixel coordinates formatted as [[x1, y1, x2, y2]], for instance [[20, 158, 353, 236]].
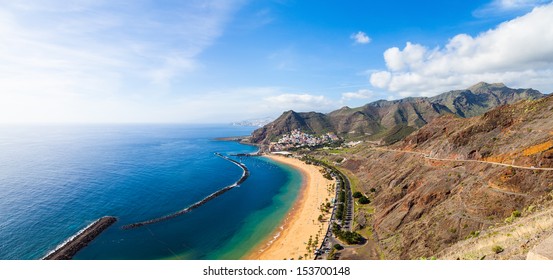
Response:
[[162, 89, 337, 122], [265, 94, 334, 112], [341, 89, 373, 102], [474, 0, 551, 17], [369, 71, 392, 89], [351, 31, 371, 44], [383, 43, 427, 71], [370, 3, 553, 96]]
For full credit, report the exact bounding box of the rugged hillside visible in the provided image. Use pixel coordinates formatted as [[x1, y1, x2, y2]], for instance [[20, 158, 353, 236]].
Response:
[[400, 95, 553, 167], [251, 82, 543, 144], [250, 110, 332, 143], [314, 95, 553, 259]]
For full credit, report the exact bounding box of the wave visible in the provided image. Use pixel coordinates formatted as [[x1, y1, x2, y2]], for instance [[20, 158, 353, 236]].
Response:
[[122, 153, 249, 230]]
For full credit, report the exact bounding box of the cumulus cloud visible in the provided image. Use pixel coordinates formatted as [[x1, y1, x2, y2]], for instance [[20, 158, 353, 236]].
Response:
[[369, 3, 553, 97], [341, 89, 373, 102], [351, 31, 371, 44]]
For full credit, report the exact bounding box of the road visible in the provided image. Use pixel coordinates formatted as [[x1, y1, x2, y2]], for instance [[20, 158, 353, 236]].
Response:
[[314, 165, 354, 260], [371, 147, 553, 171]]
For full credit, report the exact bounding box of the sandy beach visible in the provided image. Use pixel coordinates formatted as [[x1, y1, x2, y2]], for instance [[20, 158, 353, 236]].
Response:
[[245, 154, 335, 260]]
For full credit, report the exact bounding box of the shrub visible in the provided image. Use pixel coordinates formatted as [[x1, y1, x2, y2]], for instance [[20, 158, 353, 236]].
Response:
[[332, 223, 364, 245], [336, 204, 344, 218], [467, 231, 480, 239], [505, 210, 522, 223], [492, 245, 504, 254], [353, 191, 363, 198], [333, 244, 344, 250], [358, 196, 370, 204]]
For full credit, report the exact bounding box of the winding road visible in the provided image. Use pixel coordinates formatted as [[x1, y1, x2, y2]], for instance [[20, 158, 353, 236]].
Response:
[[371, 147, 553, 171]]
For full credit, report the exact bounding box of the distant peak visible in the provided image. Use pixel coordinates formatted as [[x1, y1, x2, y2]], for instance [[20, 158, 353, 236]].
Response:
[[468, 82, 506, 92]]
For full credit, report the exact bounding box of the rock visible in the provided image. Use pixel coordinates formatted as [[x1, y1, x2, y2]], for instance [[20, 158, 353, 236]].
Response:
[[527, 233, 553, 260]]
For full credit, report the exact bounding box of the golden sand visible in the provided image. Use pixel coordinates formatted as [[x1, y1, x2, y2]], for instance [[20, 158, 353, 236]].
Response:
[[245, 154, 335, 260]]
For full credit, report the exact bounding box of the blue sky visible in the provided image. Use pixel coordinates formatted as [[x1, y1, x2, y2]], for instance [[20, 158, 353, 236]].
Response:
[[1, 0, 552, 123]]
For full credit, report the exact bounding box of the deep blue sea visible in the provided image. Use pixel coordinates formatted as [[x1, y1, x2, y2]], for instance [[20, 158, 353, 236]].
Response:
[[0, 124, 301, 260]]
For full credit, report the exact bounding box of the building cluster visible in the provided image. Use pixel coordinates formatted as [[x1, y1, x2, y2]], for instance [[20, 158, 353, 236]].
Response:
[[270, 129, 340, 151]]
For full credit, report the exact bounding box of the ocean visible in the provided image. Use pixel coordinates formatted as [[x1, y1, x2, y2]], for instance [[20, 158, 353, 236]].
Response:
[[0, 124, 301, 260]]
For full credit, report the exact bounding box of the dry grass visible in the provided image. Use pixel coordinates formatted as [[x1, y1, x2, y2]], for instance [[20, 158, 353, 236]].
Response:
[[437, 200, 553, 260], [522, 140, 553, 156]]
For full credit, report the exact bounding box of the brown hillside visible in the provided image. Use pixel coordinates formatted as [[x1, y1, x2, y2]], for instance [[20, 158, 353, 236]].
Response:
[[312, 95, 553, 259]]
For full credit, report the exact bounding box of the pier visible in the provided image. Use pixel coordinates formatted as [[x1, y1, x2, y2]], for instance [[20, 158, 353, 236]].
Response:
[[228, 152, 261, 157], [122, 153, 250, 229], [43, 216, 117, 260]]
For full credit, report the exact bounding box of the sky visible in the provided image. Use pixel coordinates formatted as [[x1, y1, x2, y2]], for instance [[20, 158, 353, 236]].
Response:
[[1, 0, 553, 123]]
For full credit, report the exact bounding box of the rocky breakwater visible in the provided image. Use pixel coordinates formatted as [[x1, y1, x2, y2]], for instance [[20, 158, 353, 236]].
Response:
[[122, 153, 249, 229], [43, 216, 117, 260]]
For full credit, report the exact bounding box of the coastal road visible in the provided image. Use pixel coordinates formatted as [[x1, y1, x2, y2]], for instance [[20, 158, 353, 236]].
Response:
[[340, 170, 354, 232], [371, 147, 553, 171], [315, 165, 354, 260]]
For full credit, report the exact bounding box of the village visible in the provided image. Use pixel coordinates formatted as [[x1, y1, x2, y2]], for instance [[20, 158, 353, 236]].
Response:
[[269, 129, 342, 151]]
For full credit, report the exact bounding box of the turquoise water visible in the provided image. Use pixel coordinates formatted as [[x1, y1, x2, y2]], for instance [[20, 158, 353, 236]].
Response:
[[0, 124, 301, 260]]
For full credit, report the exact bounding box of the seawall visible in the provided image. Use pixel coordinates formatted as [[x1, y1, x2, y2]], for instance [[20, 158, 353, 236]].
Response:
[[122, 153, 249, 229], [43, 216, 117, 260]]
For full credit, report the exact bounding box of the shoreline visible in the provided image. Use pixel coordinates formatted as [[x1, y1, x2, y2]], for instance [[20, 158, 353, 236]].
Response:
[[245, 154, 334, 260]]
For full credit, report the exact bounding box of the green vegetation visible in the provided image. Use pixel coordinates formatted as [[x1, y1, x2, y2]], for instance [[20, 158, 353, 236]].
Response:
[[333, 244, 344, 250], [358, 196, 370, 204], [322, 169, 333, 180], [353, 191, 362, 198], [466, 230, 480, 239], [492, 245, 504, 254], [336, 189, 346, 221], [332, 223, 364, 245], [504, 210, 522, 223], [327, 248, 336, 260]]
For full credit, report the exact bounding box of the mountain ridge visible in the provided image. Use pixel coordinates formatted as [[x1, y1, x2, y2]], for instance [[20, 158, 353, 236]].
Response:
[[312, 94, 553, 259], [251, 82, 544, 145]]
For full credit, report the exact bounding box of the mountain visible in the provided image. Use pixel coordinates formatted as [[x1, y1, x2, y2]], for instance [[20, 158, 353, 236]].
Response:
[[251, 82, 544, 145], [250, 111, 332, 142], [231, 117, 274, 127], [316, 95, 553, 259]]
